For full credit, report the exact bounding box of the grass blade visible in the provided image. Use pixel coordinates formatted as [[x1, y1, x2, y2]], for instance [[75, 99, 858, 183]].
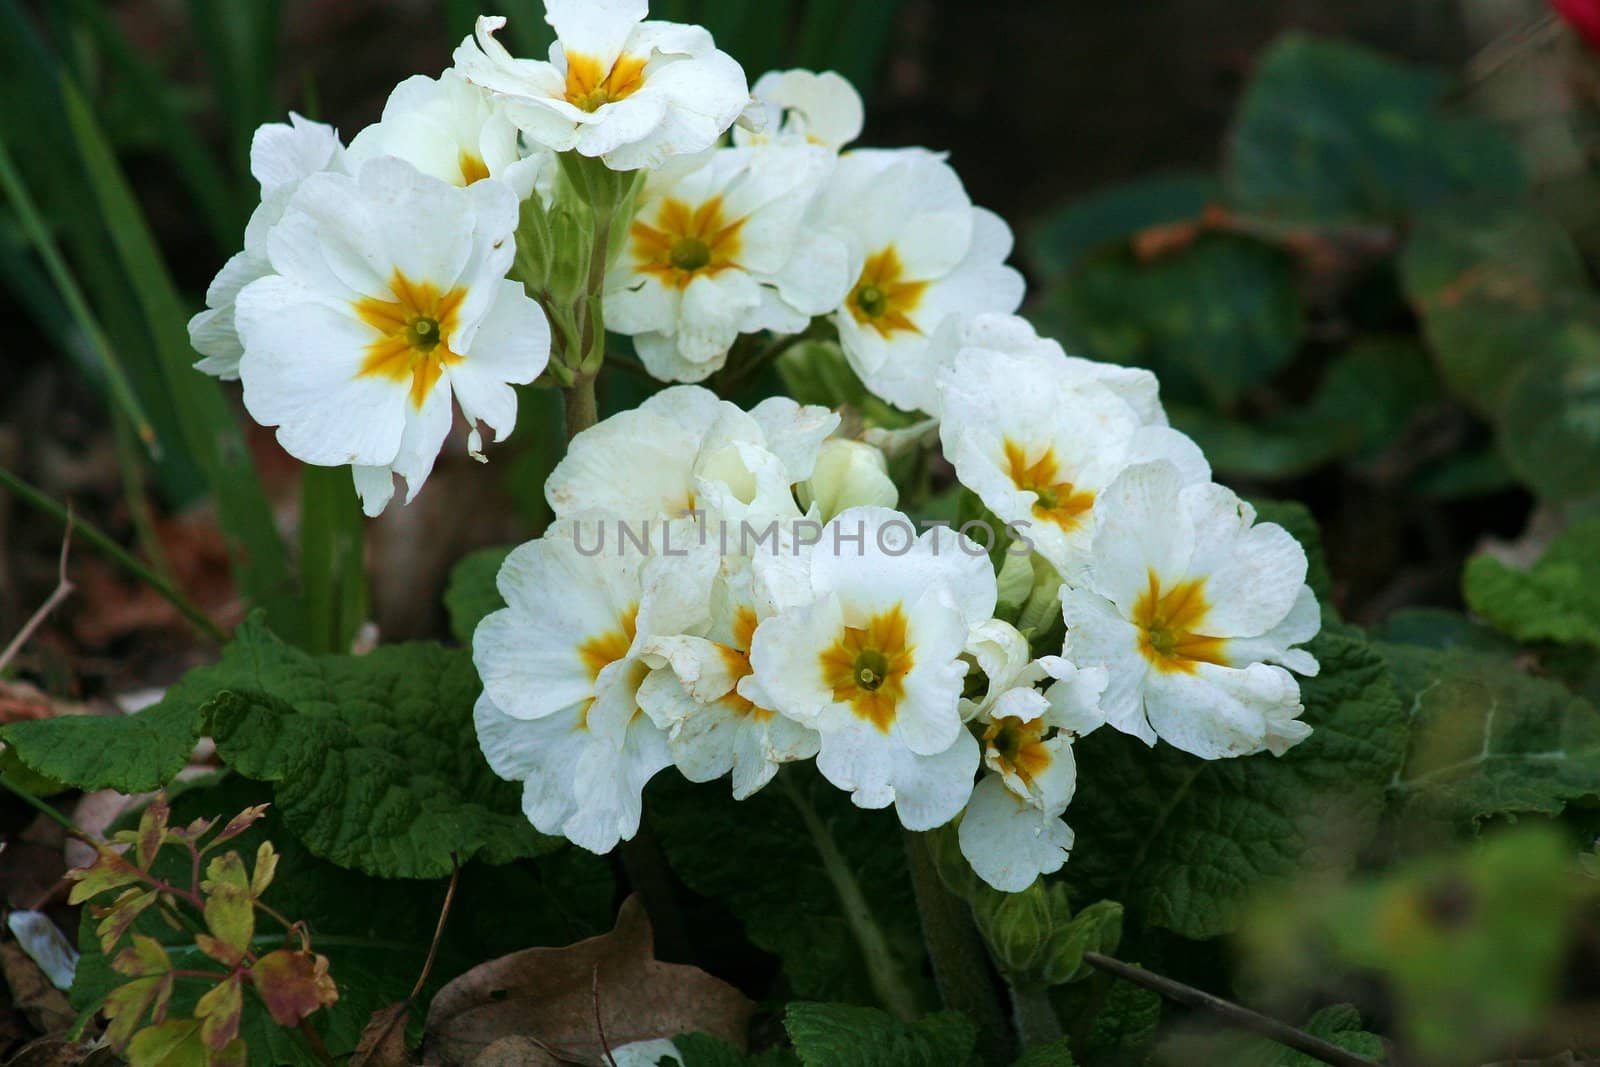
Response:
[[0, 129, 158, 456], [58, 71, 300, 641]]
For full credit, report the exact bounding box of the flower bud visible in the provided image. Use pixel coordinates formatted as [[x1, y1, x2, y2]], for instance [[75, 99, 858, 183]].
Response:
[[1554, 0, 1600, 50], [799, 439, 898, 521], [972, 880, 1057, 978]]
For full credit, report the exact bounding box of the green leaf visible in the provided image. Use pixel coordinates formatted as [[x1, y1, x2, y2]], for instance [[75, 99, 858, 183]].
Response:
[[1063, 627, 1406, 938], [649, 774, 929, 1008], [783, 1003, 978, 1067], [1159, 1003, 1385, 1066], [1036, 235, 1302, 409], [0, 613, 311, 792], [1381, 644, 1600, 826], [1400, 205, 1595, 416], [1028, 172, 1216, 283], [1009, 1040, 1075, 1066], [1068, 977, 1161, 1063], [198, 621, 553, 878], [668, 1032, 801, 1067], [1463, 518, 1600, 650], [1226, 33, 1523, 224], [444, 545, 513, 646], [1498, 322, 1600, 501]]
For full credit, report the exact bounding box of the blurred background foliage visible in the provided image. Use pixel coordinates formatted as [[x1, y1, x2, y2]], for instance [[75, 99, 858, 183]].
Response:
[[2, 0, 1600, 1064]]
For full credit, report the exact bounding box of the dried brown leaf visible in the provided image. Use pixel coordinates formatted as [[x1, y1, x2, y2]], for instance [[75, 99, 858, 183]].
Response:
[[350, 1002, 414, 1067], [422, 896, 752, 1067], [0, 944, 75, 1035]]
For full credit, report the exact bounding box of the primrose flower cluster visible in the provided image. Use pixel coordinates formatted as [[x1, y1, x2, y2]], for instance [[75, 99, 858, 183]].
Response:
[[193, 0, 1320, 893]]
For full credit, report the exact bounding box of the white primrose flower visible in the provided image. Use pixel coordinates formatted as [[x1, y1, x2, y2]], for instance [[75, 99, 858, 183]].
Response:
[[797, 437, 898, 522], [606, 145, 851, 382], [638, 553, 820, 799], [938, 316, 1208, 580], [233, 157, 551, 516], [347, 69, 551, 199], [813, 149, 1024, 414], [189, 114, 344, 380], [747, 507, 996, 828], [954, 619, 1106, 891], [1059, 461, 1322, 760], [452, 2, 749, 171], [546, 385, 838, 526], [473, 517, 710, 853], [734, 69, 864, 150]]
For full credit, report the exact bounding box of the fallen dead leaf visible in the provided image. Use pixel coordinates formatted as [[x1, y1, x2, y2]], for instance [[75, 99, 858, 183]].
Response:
[[351, 1002, 414, 1067], [470, 1036, 561, 1066], [0, 944, 74, 1035], [422, 895, 753, 1067]]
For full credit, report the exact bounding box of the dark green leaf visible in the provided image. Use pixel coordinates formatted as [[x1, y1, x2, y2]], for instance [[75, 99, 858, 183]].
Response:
[[784, 1003, 977, 1067], [445, 546, 514, 647], [1463, 518, 1600, 651], [1029, 173, 1217, 282], [1227, 33, 1523, 224]]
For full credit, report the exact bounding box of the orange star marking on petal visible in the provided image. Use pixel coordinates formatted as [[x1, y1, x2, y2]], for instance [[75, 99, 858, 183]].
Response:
[[458, 151, 491, 185], [848, 247, 929, 338], [1003, 440, 1096, 531], [355, 270, 468, 410], [579, 604, 639, 680], [819, 605, 916, 732], [631, 197, 746, 290], [564, 51, 647, 112], [1133, 571, 1229, 673], [983, 716, 1052, 784], [715, 606, 774, 721]]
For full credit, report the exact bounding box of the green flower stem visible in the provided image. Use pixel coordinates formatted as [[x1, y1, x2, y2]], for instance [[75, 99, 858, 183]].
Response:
[[0, 775, 77, 832], [1008, 980, 1064, 1049], [563, 372, 599, 441], [780, 773, 920, 1022], [0, 464, 222, 641], [902, 828, 1014, 1062]]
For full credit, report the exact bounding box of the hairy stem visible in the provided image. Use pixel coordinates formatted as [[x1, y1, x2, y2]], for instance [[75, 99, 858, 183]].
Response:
[[563, 373, 599, 442], [902, 829, 1014, 1062], [1008, 981, 1064, 1049], [779, 773, 919, 1021], [1082, 952, 1380, 1067]]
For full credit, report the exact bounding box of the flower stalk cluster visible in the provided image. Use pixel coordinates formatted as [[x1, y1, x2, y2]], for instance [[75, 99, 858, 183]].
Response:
[[192, 0, 1322, 898]]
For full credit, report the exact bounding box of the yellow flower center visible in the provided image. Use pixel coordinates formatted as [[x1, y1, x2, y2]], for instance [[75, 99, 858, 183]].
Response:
[[715, 607, 774, 721], [563, 51, 647, 112], [1132, 572, 1228, 673], [631, 197, 745, 290], [1003, 440, 1096, 531], [820, 605, 915, 732], [355, 271, 468, 410], [458, 151, 491, 185], [983, 716, 1052, 784], [848, 247, 928, 338]]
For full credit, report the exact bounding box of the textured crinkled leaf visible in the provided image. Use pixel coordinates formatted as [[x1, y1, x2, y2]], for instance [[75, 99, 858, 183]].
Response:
[[445, 546, 513, 647], [1400, 206, 1595, 416], [1009, 1040, 1076, 1066], [1381, 644, 1600, 825], [1064, 628, 1405, 938], [1227, 33, 1523, 224], [783, 1003, 977, 1067], [198, 625, 553, 877], [1028, 172, 1216, 282], [1036, 235, 1302, 408], [0, 613, 308, 792], [1464, 518, 1600, 650], [649, 774, 930, 1008]]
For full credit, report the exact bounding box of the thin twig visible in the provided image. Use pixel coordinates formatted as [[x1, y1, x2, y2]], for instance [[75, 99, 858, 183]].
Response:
[[0, 515, 75, 674], [0, 465, 222, 641], [411, 855, 461, 1002], [1081, 952, 1381, 1067], [593, 963, 618, 1067]]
